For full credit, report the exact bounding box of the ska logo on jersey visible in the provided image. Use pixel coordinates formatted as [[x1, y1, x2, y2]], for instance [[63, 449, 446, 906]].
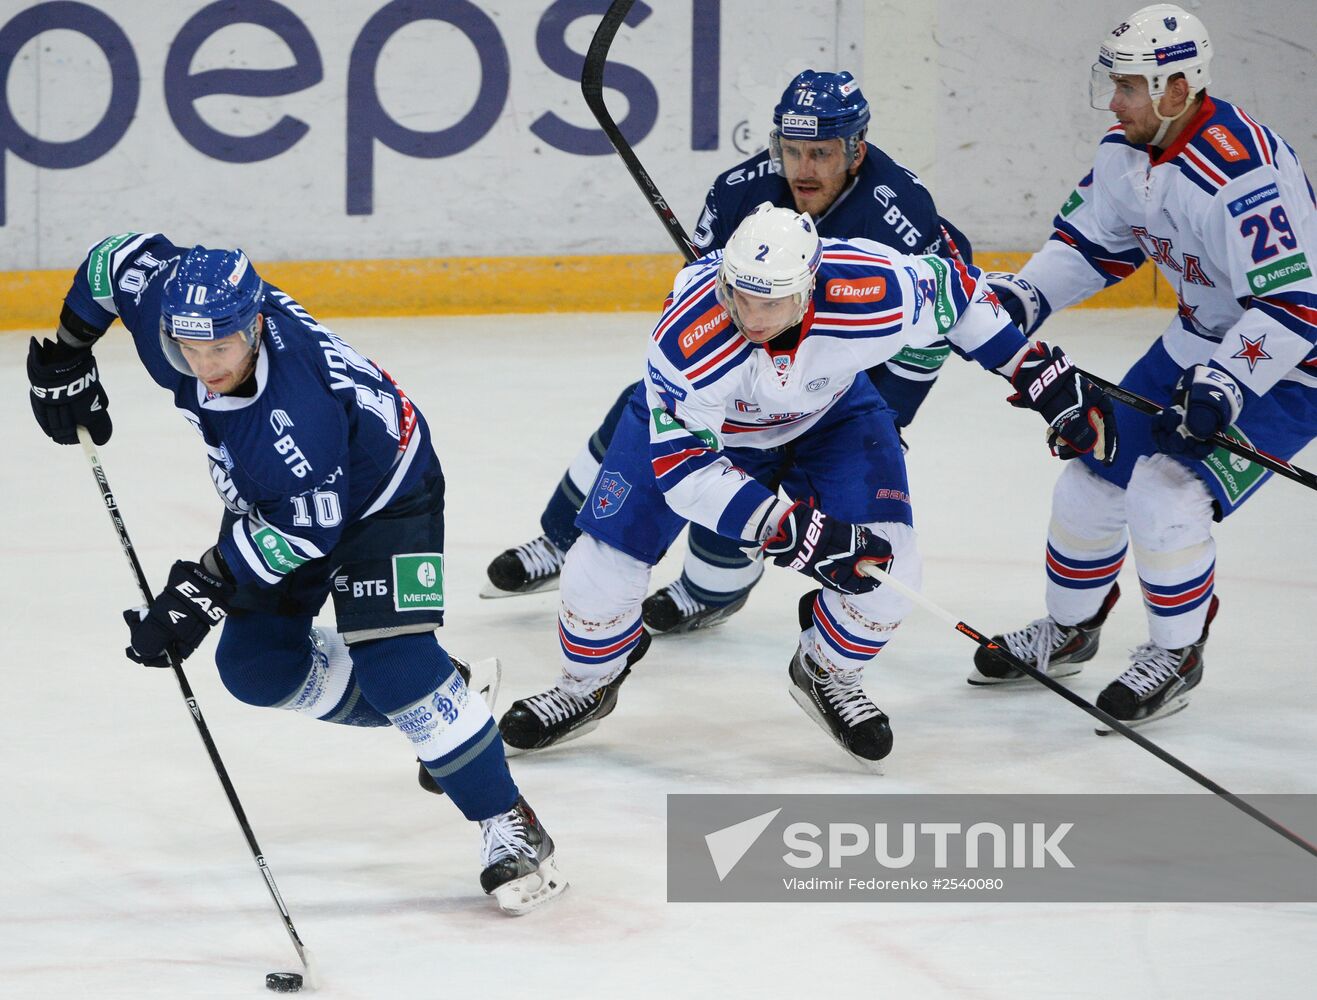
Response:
[[592, 471, 632, 519], [976, 286, 1003, 316]]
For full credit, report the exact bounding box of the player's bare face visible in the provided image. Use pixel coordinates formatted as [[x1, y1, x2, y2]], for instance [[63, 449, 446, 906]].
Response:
[[779, 137, 853, 217], [178, 328, 258, 394], [732, 289, 799, 343], [1108, 75, 1161, 145]]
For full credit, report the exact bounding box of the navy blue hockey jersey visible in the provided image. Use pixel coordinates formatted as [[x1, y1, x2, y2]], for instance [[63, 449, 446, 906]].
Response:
[[62, 233, 433, 588]]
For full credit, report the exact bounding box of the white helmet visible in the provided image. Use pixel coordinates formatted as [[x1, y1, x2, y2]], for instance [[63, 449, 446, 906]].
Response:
[[717, 202, 822, 332], [1091, 4, 1212, 111]]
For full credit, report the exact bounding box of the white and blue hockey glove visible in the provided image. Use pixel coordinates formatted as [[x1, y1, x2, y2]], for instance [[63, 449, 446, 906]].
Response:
[[983, 271, 1048, 336], [1008, 341, 1117, 464], [763, 503, 893, 596], [1151, 363, 1243, 460]]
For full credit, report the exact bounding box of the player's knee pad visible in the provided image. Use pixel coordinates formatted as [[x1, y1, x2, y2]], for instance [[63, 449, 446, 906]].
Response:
[[1049, 461, 1128, 547], [1127, 454, 1214, 564], [216, 614, 316, 708], [559, 533, 651, 625]]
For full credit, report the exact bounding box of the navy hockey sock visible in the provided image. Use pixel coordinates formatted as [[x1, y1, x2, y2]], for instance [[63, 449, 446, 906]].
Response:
[[353, 633, 518, 821]]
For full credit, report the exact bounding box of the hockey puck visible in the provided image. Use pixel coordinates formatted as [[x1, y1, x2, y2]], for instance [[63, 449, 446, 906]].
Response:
[[266, 971, 303, 992]]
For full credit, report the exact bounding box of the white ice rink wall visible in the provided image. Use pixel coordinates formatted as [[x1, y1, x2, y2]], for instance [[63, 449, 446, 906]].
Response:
[[1, 1, 1313, 298]]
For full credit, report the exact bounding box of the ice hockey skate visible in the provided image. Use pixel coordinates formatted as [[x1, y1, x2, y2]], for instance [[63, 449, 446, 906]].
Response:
[[479, 795, 567, 915], [418, 656, 501, 795], [789, 590, 893, 768], [968, 584, 1121, 685], [481, 534, 567, 598], [788, 644, 893, 768], [641, 578, 749, 635], [498, 631, 651, 755], [1094, 596, 1219, 734]]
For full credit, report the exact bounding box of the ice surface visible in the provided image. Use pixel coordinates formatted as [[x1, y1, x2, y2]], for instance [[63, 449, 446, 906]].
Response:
[[2, 310, 1312, 998]]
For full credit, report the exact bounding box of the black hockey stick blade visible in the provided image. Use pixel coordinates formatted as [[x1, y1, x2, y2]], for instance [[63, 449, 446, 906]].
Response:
[[856, 562, 1317, 861], [1079, 368, 1317, 493], [583, 0, 697, 264]]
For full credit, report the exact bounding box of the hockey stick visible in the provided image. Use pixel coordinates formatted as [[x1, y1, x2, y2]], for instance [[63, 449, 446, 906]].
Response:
[[855, 562, 1317, 860], [583, 1, 1316, 495], [76, 427, 317, 986], [582, 6, 1317, 862], [1078, 369, 1317, 493], [582, 0, 697, 262]]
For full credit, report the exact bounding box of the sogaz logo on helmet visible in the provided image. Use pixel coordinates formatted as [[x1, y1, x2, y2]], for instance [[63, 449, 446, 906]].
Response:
[[779, 113, 819, 137], [735, 274, 773, 293], [172, 315, 215, 337]]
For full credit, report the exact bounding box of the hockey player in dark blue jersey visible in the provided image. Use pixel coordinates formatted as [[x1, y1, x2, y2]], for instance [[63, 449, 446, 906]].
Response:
[[26, 235, 566, 915], [485, 69, 975, 636]]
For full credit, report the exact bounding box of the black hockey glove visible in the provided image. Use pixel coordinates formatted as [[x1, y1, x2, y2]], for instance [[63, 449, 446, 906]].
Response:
[[27, 336, 112, 445], [1151, 363, 1243, 460], [123, 560, 233, 667], [763, 502, 893, 596], [1008, 341, 1117, 464]]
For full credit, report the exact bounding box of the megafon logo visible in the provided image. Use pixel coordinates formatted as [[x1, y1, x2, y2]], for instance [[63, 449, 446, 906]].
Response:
[[705, 809, 781, 881]]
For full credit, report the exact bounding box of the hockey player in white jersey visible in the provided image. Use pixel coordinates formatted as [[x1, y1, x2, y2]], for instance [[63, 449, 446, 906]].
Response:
[[496, 204, 1118, 765], [970, 5, 1317, 730], [26, 236, 566, 914]]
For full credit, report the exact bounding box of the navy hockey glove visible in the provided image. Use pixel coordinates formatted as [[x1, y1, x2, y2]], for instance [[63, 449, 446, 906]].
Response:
[[1008, 341, 1117, 464], [763, 503, 893, 596], [983, 272, 1049, 336], [123, 560, 233, 667], [27, 337, 112, 445], [1151, 363, 1243, 460]]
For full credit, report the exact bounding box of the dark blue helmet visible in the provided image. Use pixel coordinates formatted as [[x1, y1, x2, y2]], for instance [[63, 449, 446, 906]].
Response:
[[159, 246, 264, 375], [772, 70, 870, 142]]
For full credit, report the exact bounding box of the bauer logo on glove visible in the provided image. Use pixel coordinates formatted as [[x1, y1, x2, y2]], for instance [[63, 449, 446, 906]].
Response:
[[1007, 341, 1118, 465]]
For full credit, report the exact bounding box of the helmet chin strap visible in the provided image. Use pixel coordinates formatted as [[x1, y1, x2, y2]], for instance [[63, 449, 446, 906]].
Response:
[[1150, 88, 1199, 147]]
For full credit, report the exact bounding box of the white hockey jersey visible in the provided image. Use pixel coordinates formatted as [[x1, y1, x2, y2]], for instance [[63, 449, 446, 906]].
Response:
[[1018, 96, 1317, 399], [643, 238, 1028, 541]]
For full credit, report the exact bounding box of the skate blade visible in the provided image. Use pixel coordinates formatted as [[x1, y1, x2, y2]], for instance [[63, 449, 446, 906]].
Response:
[[492, 854, 568, 915], [1094, 693, 1192, 736], [502, 718, 601, 758], [465, 657, 502, 711], [788, 686, 884, 774], [479, 577, 561, 599], [966, 661, 1084, 686]]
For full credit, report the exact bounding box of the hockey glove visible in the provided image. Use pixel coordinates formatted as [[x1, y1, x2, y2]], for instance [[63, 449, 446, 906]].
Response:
[[1008, 341, 1117, 464], [983, 271, 1049, 336], [763, 503, 893, 596], [27, 336, 112, 445], [123, 560, 233, 667], [1151, 363, 1243, 460]]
